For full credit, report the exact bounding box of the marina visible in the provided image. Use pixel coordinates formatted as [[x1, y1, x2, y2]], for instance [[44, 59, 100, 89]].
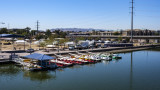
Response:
[[1, 0, 160, 89], [0, 48, 160, 90], [10, 51, 122, 71]]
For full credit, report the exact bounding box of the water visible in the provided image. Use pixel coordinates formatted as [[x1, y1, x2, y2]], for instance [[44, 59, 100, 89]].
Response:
[[1, 49, 160, 90]]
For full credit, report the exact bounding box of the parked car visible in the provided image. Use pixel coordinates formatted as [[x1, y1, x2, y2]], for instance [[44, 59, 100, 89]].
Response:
[[101, 44, 108, 48], [96, 44, 101, 48], [75, 45, 83, 50], [26, 48, 34, 53], [69, 46, 75, 50], [81, 45, 89, 49], [89, 44, 96, 48]]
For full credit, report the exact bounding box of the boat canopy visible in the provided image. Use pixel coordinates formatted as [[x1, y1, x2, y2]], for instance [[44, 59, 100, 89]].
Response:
[[0, 34, 24, 38], [24, 53, 55, 61]]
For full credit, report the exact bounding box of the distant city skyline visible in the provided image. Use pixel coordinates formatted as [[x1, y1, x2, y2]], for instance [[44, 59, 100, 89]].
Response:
[[0, 0, 160, 30]]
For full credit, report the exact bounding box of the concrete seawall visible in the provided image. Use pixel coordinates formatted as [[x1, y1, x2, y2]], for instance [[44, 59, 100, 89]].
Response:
[[78, 44, 160, 53]]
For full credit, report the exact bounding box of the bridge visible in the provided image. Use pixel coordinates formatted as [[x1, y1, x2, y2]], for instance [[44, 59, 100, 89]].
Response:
[[67, 35, 160, 39], [67, 35, 160, 43]]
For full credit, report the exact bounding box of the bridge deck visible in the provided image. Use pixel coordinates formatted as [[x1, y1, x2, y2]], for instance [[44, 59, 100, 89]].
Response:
[[68, 35, 160, 39]]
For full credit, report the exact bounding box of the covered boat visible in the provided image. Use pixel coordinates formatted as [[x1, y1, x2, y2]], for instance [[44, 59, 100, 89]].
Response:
[[23, 53, 57, 71]]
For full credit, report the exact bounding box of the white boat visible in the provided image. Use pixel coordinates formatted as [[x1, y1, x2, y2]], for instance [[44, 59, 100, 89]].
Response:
[[89, 54, 101, 61], [99, 54, 112, 61]]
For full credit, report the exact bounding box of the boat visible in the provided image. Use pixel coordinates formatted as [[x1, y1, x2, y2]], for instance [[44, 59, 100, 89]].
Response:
[[112, 54, 122, 59], [16, 53, 58, 71], [89, 54, 101, 62], [61, 56, 88, 65], [80, 55, 96, 63], [51, 59, 73, 67], [99, 53, 112, 61]]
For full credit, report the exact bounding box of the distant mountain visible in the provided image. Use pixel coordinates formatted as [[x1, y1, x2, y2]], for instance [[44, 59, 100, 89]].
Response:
[[51, 28, 109, 32]]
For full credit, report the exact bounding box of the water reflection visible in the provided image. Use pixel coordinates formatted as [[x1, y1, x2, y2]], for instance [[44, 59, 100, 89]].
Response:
[[102, 60, 110, 65], [85, 63, 96, 67], [130, 52, 133, 90], [102, 59, 121, 65], [112, 59, 121, 63], [0, 64, 21, 76], [67, 65, 82, 70], [1, 49, 160, 90], [23, 71, 56, 82]]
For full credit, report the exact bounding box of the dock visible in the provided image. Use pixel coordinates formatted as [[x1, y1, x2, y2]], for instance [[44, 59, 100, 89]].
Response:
[[0, 44, 160, 64]]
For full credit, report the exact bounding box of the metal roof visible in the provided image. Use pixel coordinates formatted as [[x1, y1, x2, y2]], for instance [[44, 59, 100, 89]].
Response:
[[0, 34, 24, 38], [24, 53, 55, 61]]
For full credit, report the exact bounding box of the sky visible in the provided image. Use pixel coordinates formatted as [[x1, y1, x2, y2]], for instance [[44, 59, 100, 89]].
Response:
[[0, 0, 160, 31]]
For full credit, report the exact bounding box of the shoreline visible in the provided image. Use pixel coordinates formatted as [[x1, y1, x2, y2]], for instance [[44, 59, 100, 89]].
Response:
[[0, 44, 160, 64]]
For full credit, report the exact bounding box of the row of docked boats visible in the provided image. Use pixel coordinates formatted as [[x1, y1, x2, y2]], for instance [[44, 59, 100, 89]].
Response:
[[13, 53, 121, 71]]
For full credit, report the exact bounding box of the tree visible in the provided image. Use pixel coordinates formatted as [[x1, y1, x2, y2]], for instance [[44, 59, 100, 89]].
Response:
[[107, 39, 111, 41], [76, 37, 85, 41], [125, 37, 130, 43], [155, 32, 159, 36], [8, 30, 15, 34], [45, 29, 52, 38], [35, 34, 45, 40], [59, 38, 69, 49], [25, 27, 31, 33], [53, 30, 67, 38], [113, 31, 120, 35], [0, 28, 8, 34], [45, 36, 55, 45], [118, 36, 122, 41], [24, 27, 31, 37], [39, 42, 46, 49], [94, 37, 101, 41], [74, 37, 85, 45], [92, 30, 99, 35], [31, 30, 36, 36]]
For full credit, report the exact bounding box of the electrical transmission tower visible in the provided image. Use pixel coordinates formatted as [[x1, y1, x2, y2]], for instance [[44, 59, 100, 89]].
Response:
[[130, 0, 134, 43]]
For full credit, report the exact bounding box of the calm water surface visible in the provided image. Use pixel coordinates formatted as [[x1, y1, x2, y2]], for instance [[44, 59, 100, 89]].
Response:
[[0, 49, 160, 90]]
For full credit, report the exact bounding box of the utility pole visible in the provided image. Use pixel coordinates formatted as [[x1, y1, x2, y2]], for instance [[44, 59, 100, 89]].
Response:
[[36, 20, 39, 35], [36, 20, 40, 50], [130, 0, 134, 43]]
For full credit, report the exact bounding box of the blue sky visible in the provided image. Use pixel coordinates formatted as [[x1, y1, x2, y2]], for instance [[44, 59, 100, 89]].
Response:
[[0, 0, 160, 30]]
